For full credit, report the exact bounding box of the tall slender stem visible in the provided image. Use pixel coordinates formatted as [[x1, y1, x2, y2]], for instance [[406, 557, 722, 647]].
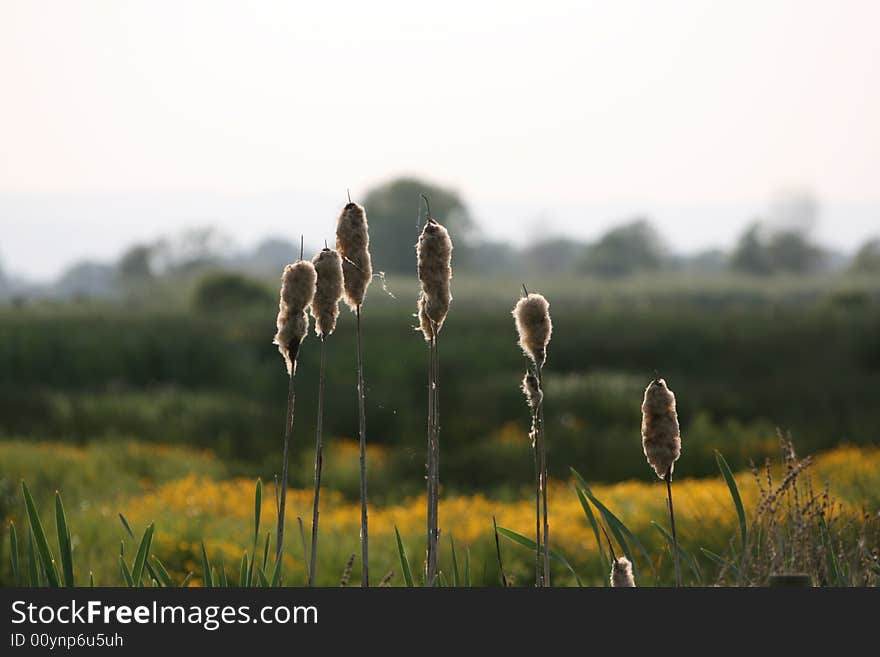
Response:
[[665, 466, 681, 587], [276, 341, 300, 569], [428, 329, 441, 585], [308, 336, 327, 587], [355, 306, 369, 587], [425, 335, 435, 583], [532, 422, 542, 587], [536, 364, 550, 587]]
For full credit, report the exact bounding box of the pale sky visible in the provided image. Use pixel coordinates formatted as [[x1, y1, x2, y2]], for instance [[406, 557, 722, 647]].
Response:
[[1, 0, 878, 279]]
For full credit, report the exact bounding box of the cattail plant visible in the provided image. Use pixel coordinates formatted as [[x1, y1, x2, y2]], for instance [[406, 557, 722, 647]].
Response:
[[335, 198, 373, 586], [307, 246, 343, 586], [513, 289, 552, 586], [272, 255, 317, 572], [416, 195, 452, 586], [641, 377, 682, 586], [603, 525, 636, 587]]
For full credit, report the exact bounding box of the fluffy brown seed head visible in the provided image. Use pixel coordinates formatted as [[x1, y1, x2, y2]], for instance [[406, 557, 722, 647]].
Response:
[[335, 202, 372, 311], [641, 378, 682, 479], [310, 248, 344, 338], [521, 371, 543, 410], [610, 556, 636, 587], [512, 293, 552, 367], [273, 260, 317, 374], [416, 219, 453, 340]]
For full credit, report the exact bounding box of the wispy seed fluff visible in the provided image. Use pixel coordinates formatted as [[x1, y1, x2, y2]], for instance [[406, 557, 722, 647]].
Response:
[[641, 378, 682, 479], [521, 371, 543, 411], [273, 260, 317, 374], [310, 248, 344, 338], [416, 220, 453, 341], [335, 202, 372, 311], [610, 556, 636, 587], [513, 293, 552, 367]]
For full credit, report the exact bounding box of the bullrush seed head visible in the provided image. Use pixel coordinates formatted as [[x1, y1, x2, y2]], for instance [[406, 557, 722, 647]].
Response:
[[512, 293, 552, 367], [521, 371, 543, 410], [310, 248, 344, 338], [610, 556, 636, 587], [416, 219, 453, 340], [273, 260, 317, 374], [335, 202, 372, 311], [641, 378, 682, 479]]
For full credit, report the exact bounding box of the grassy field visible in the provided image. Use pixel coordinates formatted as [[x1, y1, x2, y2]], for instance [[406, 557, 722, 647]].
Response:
[[2, 439, 878, 587]]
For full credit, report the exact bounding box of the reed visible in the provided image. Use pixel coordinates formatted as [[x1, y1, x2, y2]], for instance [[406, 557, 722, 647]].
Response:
[[271, 256, 316, 574], [416, 194, 452, 586], [641, 377, 682, 586], [336, 198, 373, 586], [513, 289, 552, 586], [307, 247, 344, 585]]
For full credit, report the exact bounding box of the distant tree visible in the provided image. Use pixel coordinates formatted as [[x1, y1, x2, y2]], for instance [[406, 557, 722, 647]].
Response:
[[578, 219, 666, 277], [766, 229, 825, 273], [523, 237, 585, 273], [851, 238, 880, 273], [362, 177, 477, 273], [730, 222, 773, 275], [118, 244, 155, 281], [193, 272, 274, 313], [56, 261, 118, 299]]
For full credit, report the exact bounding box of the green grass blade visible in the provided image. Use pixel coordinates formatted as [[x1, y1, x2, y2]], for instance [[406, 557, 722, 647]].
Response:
[[651, 521, 702, 585], [119, 555, 134, 587], [270, 554, 282, 586], [574, 486, 609, 573], [449, 535, 460, 587], [217, 554, 228, 588], [21, 482, 60, 587], [26, 531, 38, 587], [200, 540, 213, 588], [464, 548, 471, 587], [9, 522, 20, 586], [255, 566, 269, 588], [716, 451, 747, 550], [180, 572, 194, 588], [89, 572, 94, 587], [393, 526, 414, 587], [496, 526, 583, 586], [253, 479, 262, 546], [55, 493, 75, 587], [118, 513, 136, 540], [571, 468, 654, 579], [700, 547, 740, 579], [151, 556, 173, 588], [261, 532, 270, 572], [131, 523, 154, 586], [239, 552, 248, 587]]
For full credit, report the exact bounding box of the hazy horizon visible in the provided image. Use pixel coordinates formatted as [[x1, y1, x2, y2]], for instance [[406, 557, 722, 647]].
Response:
[[2, 1, 878, 280]]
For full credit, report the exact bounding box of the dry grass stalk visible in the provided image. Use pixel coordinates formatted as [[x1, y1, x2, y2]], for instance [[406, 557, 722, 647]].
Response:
[[513, 289, 552, 586], [271, 258, 316, 571], [307, 247, 344, 586], [416, 195, 453, 586], [336, 200, 373, 587]]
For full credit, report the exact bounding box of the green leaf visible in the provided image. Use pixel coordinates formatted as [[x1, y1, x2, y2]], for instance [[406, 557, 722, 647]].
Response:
[[151, 556, 173, 588], [239, 552, 249, 587], [26, 531, 38, 587], [217, 553, 228, 588], [394, 526, 414, 587], [449, 535, 460, 587], [119, 555, 134, 587], [571, 468, 655, 579], [270, 554, 282, 586], [651, 521, 702, 585], [180, 572, 194, 588], [89, 572, 94, 587], [131, 523, 154, 586], [200, 540, 213, 588], [21, 482, 60, 587], [9, 522, 20, 586], [55, 492, 75, 587], [253, 479, 262, 546], [261, 532, 270, 572], [464, 548, 471, 587], [255, 566, 269, 588], [496, 526, 583, 586], [574, 486, 609, 574], [716, 451, 747, 550]]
